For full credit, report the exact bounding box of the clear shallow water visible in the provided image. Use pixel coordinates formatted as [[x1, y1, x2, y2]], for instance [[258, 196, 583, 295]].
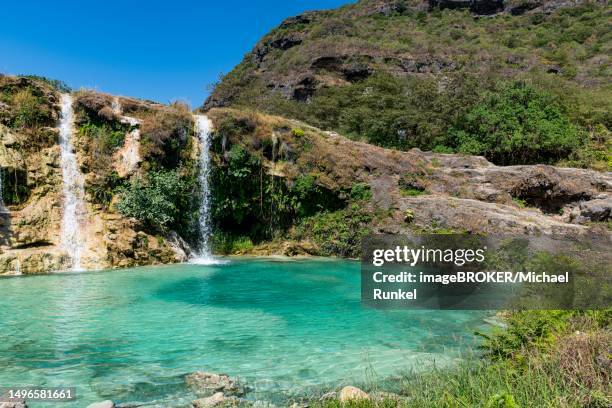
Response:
[[0, 258, 488, 407]]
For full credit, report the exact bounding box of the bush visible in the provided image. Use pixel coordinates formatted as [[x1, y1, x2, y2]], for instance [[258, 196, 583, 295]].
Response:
[[11, 89, 51, 128], [450, 82, 584, 165], [117, 170, 193, 232], [140, 102, 192, 167], [78, 122, 125, 153], [350, 182, 372, 201], [291, 127, 305, 137], [295, 204, 372, 257]]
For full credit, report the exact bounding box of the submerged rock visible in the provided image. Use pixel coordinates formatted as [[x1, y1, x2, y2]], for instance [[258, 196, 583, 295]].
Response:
[[338, 386, 370, 402], [86, 401, 115, 408], [192, 392, 241, 408], [186, 372, 247, 397], [0, 402, 28, 408]]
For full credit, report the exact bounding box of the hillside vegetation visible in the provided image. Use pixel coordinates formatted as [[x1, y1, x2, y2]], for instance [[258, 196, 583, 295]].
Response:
[[205, 0, 611, 169]]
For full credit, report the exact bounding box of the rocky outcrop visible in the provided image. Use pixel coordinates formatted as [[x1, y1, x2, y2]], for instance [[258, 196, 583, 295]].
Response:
[[2, 75, 610, 272], [208, 108, 611, 245], [186, 372, 248, 397], [86, 401, 115, 408], [204, 0, 606, 110], [338, 386, 370, 402], [0, 77, 193, 275], [191, 392, 240, 408]]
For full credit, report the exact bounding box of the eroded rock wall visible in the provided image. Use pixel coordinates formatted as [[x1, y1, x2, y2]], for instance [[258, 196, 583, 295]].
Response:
[[0, 77, 193, 275]]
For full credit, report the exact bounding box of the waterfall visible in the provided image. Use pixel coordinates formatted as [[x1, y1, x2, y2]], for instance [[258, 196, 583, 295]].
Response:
[[192, 114, 215, 264], [58, 94, 86, 271], [0, 166, 5, 213]]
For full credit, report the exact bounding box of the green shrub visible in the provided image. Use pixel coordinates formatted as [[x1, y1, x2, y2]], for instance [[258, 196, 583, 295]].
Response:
[[87, 171, 123, 208], [450, 82, 584, 165], [117, 170, 193, 232], [11, 89, 51, 128], [79, 122, 125, 153], [296, 204, 372, 257], [486, 392, 519, 408], [400, 187, 427, 197], [291, 127, 305, 137], [350, 182, 372, 201]]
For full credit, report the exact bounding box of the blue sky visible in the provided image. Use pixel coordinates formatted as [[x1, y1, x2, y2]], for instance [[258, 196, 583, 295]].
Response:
[[0, 0, 349, 107]]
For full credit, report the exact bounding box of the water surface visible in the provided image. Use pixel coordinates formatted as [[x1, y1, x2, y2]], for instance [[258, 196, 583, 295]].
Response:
[[0, 258, 487, 407]]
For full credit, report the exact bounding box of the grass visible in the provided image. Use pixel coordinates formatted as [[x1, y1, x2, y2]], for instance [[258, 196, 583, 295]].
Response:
[[400, 187, 428, 197], [311, 310, 611, 408], [512, 198, 527, 209]]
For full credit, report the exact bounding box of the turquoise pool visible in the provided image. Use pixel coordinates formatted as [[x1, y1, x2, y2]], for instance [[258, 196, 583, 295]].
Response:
[[0, 258, 488, 407]]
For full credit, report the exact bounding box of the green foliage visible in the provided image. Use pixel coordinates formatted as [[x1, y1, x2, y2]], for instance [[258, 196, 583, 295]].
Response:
[[291, 127, 305, 137], [486, 393, 518, 408], [512, 198, 527, 208], [11, 89, 51, 129], [211, 139, 345, 243], [87, 171, 123, 209], [476, 310, 610, 362], [295, 204, 372, 258], [400, 187, 427, 197], [0, 167, 28, 205], [294, 72, 483, 152], [78, 122, 126, 153], [349, 182, 372, 201], [450, 82, 584, 165], [117, 169, 195, 232], [212, 233, 254, 254]]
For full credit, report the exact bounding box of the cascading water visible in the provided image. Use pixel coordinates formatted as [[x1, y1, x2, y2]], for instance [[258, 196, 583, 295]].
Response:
[[192, 114, 216, 264], [58, 94, 87, 271], [0, 166, 5, 213]]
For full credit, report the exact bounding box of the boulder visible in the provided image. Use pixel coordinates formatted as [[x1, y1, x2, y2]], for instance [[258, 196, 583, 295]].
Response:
[[186, 372, 247, 397], [0, 402, 27, 408], [319, 391, 337, 401], [191, 393, 229, 408], [338, 386, 370, 403], [579, 198, 612, 222], [86, 401, 115, 408]]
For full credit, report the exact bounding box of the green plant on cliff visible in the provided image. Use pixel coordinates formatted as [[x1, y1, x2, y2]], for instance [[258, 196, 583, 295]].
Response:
[[450, 82, 584, 165], [139, 102, 192, 168], [295, 203, 372, 258], [11, 88, 52, 129], [78, 122, 126, 153], [117, 169, 195, 233]]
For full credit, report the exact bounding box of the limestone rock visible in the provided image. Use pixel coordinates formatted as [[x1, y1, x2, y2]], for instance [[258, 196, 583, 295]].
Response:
[[186, 372, 247, 397], [579, 197, 612, 222], [192, 392, 235, 408], [0, 401, 27, 408], [86, 402, 115, 408], [338, 386, 370, 403]]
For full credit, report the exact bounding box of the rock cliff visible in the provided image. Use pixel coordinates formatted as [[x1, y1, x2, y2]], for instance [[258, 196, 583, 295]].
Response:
[[203, 108, 610, 257], [1, 70, 610, 272], [0, 76, 194, 274]]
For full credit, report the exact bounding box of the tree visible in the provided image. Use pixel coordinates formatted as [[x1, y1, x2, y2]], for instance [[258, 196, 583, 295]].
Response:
[[450, 82, 583, 165]]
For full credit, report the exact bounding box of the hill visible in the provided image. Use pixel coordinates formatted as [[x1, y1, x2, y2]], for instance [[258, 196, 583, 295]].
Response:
[[204, 0, 611, 169]]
